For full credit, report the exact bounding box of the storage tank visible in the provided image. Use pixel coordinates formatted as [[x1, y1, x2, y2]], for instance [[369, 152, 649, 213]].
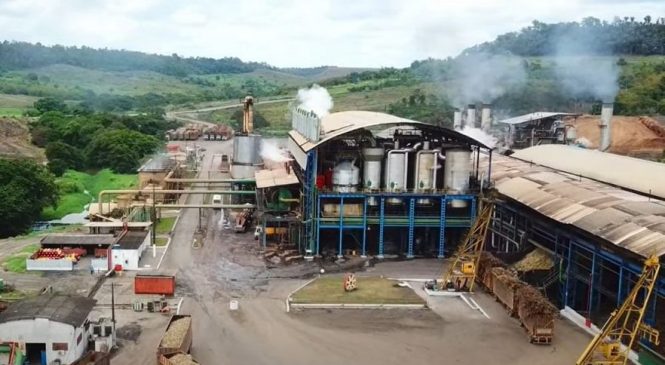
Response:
[[453, 110, 462, 130], [443, 149, 471, 208], [465, 105, 476, 128], [362, 147, 383, 206], [333, 160, 360, 192], [414, 142, 437, 205], [384, 147, 409, 204], [481, 104, 491, 132], [233, 134, 262, 165]]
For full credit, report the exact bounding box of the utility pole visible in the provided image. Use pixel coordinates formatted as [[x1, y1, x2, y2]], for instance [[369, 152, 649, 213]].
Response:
[[152, 183, 156, 246], [111, 282, 116, 329]]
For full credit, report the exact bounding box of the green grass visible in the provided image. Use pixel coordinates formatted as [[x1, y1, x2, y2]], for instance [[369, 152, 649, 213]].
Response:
[[291, 276, 425, 305], [0, 93, 38, 108], [155, 217, 176, 234], [2, 244, 39, 273], [154, 237, 169, 246], [0, 107, 24, 117], [41, 169, 137, 220]]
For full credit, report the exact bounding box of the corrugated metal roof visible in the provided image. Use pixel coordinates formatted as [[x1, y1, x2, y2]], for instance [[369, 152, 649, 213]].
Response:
[[497, 112, 580, 125], [254, 169, 299, 189], [511, 145, 665, 200], [41, 234, 116, 246], [289, 111, 489, 152], [485, 154, 665, 258], [0, 295, 95, 327]]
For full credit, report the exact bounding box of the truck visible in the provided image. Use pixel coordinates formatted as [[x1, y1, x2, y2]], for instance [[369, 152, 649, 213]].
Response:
[[219, 154, 230, 173], [157, 315, 193, 360], [158, 352, 200, 365], [234, 209, 254, 233]]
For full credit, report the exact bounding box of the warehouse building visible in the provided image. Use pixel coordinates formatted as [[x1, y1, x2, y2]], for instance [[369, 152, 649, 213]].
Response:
[[482, 144, 665, 357], [0, 295, 96, 364]]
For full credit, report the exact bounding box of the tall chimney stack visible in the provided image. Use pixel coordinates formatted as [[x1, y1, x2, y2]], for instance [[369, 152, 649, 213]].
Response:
[[465, 104, 476, 128], [481, 104, 492, 132], [453, 110, 462, 130], [599, 102, 613, 151]]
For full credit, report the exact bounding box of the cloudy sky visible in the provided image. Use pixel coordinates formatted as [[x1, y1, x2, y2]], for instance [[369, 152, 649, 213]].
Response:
[[0, 0, 663, 67]]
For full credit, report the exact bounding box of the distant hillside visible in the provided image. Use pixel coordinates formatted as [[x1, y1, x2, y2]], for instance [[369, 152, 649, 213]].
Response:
[[465, 16, 665, 56]]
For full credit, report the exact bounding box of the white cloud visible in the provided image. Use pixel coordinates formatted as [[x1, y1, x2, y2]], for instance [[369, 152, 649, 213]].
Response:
[[0, 0, 663, 67]]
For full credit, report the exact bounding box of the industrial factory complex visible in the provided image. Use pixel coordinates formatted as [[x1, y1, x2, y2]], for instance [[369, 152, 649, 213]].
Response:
[[2, 96, 665, 365]]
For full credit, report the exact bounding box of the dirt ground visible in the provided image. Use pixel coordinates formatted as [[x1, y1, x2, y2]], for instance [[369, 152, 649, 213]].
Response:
[[0, 117, 45, 161], [107, 138, 591, 365], [569, 114, 665, 157]]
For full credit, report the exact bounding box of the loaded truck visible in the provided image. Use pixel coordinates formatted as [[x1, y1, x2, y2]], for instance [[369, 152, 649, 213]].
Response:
[[157, 315, 193, 364]]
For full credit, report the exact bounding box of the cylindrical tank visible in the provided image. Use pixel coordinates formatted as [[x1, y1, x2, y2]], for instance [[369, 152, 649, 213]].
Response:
[[414, 145, 437, 205], [444, 149, 471, 208], [481, 104, 491, 132], [333, 161, 360, 192], [384, 149, 409, 204], [362, 148, 383, 206], [465, 105, 476, 128], [453, 111, 462, 130], [233, 134, 262, 165]]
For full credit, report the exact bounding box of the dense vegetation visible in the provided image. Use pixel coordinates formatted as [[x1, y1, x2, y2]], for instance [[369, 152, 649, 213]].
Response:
[[30, 98, 176, 174], [466, 17, 665, 56], [0, 159, 58, 237], [0, 41, 269, 76]]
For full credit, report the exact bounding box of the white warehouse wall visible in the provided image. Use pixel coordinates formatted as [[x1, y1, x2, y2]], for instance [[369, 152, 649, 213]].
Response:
[[0, 318, 88, 363]]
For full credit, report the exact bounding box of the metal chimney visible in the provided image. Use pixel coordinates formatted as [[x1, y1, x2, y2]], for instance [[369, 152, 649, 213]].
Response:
[[453, 110, 462, 130], [599, 102, 613, 151], [465, 104, 476, 128], [481, 104, 491, 132]]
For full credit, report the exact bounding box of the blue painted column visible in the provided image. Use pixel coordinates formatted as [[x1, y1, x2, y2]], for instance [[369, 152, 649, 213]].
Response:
[[438, 197, 446, 258], [588, 249, 597, 316], [470, 196, 477, 224], [564, 242, 573, 307], [338, 197, 344, 258], [361, 197, 368, 257], [407, 198, 415, 258], [616, 266, 624, 308], [378, 197, 385, 259], [315, 195, 321, 257]]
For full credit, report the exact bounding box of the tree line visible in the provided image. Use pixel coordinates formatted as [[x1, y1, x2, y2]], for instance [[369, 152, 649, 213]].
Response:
[[0, 41, 270, 76]]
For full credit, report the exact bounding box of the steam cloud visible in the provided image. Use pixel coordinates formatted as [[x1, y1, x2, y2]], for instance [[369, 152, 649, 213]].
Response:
[[450, 52, 526, 107], [260, 140, 291, 162], [552, 30, 619, 102], [459, 126, 498, 149], [296, 84, 334, 117]]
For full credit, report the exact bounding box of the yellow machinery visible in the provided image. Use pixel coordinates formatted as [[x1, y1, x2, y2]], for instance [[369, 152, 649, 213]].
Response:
[[442, 201, 494, 292], [576, 254, 661, 365]]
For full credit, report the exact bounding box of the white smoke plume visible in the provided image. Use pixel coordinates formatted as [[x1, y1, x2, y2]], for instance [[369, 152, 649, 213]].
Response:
[[459, 126, 498, 149], [260, 140, 291, 162], [552, 30, 619, 101], [450, 52, 527, 107], [296, 84, 333, 117]]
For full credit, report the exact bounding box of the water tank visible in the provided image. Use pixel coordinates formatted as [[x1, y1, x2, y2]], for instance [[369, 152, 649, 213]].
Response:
[[414, 146, 437, 206], [444, 149, 471, 208], [233, 134, 262, 165], [362, 148, 383, 190], [332, 161, 360, 192], [384, 149, 408, 204]]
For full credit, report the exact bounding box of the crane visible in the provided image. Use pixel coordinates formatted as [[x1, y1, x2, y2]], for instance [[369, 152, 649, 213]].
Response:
[[441, 200, 494, 292], [241, 95, 254, 135], [576, 254, 661, 365]]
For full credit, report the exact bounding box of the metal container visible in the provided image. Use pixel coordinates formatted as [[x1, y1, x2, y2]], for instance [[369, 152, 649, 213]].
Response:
[[481, 104, 491, 132], [414, 142, 437, 205], [135, 273, 176, 296], [453, 110, 462, 130], [233, 134, 262, 165], [443, 149, 471, 207], [465, 105, 476, 128], [230, 164, 258, 179], [333, 160, 360, 192], [384, 149, 409, 204], [362, 148, 383, 205]]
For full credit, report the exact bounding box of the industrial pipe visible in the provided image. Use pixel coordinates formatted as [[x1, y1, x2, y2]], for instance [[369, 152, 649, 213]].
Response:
[[131, 203, 256, 209], [163, 178, 255, 183], [98, 189, 255, 214]]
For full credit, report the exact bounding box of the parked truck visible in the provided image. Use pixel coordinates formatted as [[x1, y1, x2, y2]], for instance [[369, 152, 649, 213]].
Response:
[[157, 315, 193, 362], [158, 352, 200, 365]]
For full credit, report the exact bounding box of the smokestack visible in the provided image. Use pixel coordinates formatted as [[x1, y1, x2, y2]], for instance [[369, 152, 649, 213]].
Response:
[[481, 104, 491, 132], [453, 110, 462, 130], [599, 102, 613, 151], [465, 104, 476, 128]]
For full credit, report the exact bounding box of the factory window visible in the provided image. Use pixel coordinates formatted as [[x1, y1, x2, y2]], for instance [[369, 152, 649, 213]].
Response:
[[52, 342, 68, 351]]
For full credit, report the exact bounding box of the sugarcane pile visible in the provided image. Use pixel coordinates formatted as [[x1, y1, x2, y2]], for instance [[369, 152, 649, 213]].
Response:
[[160, 317, 192, 348], [168, 353, 200, 365], [516, 285, 558, 319], [477, 252, 506, 289], [513, 249, 554, 272]]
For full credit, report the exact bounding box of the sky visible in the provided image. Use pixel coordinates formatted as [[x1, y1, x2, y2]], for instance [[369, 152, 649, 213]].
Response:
[[0, 0, 664, 68]]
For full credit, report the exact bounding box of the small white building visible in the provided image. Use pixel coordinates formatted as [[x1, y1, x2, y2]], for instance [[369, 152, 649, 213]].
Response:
[[111, 231, 150, 271], [0, 295, 96, 364]]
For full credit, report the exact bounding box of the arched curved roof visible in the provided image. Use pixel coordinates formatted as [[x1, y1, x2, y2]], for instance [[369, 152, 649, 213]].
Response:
[[288, 111, 489, 152]]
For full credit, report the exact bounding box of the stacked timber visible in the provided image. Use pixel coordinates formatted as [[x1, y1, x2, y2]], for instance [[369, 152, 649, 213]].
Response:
[[491, 267, 524, 316], [516, 285, 558, 344], [477, 252, 506, 290]]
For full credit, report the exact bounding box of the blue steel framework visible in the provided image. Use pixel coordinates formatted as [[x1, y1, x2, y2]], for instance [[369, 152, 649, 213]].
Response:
[[490, 202, 665, 354], [315, 193, 477, 258]]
